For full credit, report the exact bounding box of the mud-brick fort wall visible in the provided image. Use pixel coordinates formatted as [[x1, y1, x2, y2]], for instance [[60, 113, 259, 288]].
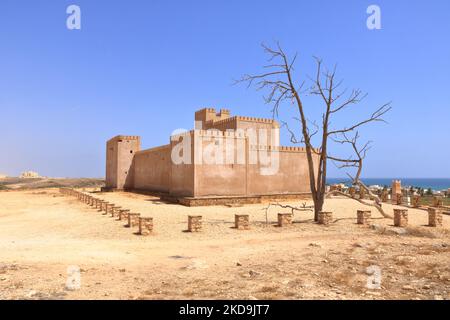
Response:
[[105, 108, 318, 198], [133, 145, 172, 192]]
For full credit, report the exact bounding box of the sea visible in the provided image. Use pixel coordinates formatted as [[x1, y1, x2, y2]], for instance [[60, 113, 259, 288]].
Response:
[[327, 178, 450, 191]]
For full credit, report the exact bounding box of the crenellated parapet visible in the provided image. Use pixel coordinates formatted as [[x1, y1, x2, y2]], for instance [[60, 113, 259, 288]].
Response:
[[249, 145, 320, 153], [236, 116, 278, 124], [107, 135, 141, 143]]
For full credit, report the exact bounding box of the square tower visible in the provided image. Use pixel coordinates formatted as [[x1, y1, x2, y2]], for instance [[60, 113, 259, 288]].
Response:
[[194, 108, 230, 129], [105, 135, 141, 190]]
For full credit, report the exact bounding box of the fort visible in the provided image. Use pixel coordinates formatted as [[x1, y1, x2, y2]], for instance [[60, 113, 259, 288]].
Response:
[[104, 108, 319, 206]]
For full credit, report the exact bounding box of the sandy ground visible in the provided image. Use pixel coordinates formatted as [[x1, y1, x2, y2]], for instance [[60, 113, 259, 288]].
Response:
[[0, 188, 449, 300]]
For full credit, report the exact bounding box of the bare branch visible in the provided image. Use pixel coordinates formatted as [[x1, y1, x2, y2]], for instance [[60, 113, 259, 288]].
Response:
[[262, 202, 314, 225], [328, 103, 392, 136]]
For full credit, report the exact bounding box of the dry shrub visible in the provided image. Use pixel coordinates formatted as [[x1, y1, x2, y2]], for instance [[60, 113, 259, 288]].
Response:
[[406, 227, 439, 239], [182, 288, 195, 297], [332, 271, 356, 286], [415, 263, 442, 278], [259, 285, 279, 293], [255, 293, 284, 300], [284, 291, 297, 297], [416, 249, 435, 256]]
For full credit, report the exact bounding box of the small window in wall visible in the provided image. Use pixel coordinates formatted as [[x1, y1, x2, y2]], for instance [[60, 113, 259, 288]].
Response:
[[125, 171, 128, 174], [130, 150, 133, 153]]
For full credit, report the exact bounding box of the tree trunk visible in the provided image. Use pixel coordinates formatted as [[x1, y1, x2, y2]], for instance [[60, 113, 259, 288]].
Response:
[[313, 192, 324, 221]]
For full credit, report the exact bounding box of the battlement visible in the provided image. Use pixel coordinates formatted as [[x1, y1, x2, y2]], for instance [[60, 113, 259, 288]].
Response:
[[170, 130, 195, 140], [236, 116, 278, 125], [210, 116, 236, 126], [170, 129, 248, 140], [196, 129, 246, 138], [250, 145, 320, 153], [195, 107, 230, 115], [195, 107, 216, 114], [201, 114, 279, 127], [108, 135, 141, 143], [195, 108, 232, 130]]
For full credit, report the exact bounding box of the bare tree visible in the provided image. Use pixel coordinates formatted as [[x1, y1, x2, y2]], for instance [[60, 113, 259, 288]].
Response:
[[236, 43, 391, 221], [326, 132, 392, 218]]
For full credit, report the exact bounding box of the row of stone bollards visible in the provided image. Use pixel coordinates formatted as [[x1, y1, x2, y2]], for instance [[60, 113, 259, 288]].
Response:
[[190, 208, 443, 230], [59, 188, 249, 233], [344, 186, 445, 209], [188, 212, 335, 231], [59, 188, 443, 233], [381, 192, 444, 209], [392, 208, 443, 228], [59, 188, 153, 236]]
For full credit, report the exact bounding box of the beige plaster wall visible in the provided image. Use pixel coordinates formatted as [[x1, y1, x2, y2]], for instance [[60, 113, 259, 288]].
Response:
[[133, 145, 171, 192]]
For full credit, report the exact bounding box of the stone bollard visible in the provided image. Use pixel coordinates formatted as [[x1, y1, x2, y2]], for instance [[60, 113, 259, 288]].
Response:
[[139, 217, 153, 235], [277, 213, 293, 227], [188, 216, 202, 232], [118, 209, 130, 221], [105, 203, 114, 215], [318, 212, 333, 225], [235, 214, 250, 230], [330, 185, 341, 192], [393, 209, 408, 227], [396, 194, 403, 206], [349, 187, 356, 198], [381, 191, 388, 202], [412, 195, 421, 208], [357, 210, 371, 225], [96, 200, 104, 210], [428, 208, 443, 227], [433, 196, 443, 208], [359, 188, 366, 200], [127, 213, 140, 228], [111, 206, 121, 217], [101, 202, 110, 215]]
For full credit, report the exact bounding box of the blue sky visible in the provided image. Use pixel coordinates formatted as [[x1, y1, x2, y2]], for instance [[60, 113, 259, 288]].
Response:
[[1, 0, 449, 178]]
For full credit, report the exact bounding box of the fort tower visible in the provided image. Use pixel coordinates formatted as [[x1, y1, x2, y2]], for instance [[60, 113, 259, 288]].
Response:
[[105, 135, 141, 190]]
